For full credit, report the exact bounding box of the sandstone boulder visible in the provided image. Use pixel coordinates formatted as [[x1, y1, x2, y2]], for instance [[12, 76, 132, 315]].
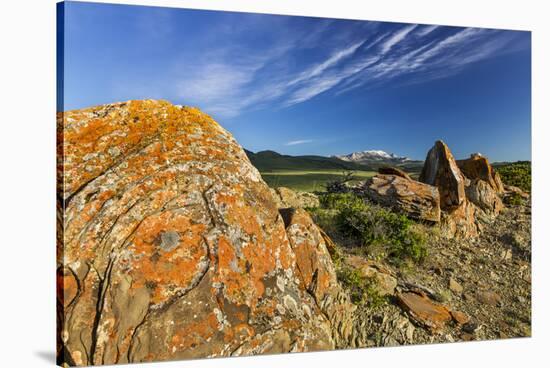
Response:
[[57, 100, 346, 366], [378, 166, 412, 181], [419, 140, 466, 210], [464, 178, 503, 216], [362, 174, 441, 222], [419, 141, 485, 238], [457, 153, 504, 193], [270, 186, 320, 209]]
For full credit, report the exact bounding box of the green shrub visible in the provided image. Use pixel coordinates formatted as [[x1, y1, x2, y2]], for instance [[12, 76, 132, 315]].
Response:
[[504, 191, 523, 206], [496, 161, 531, 193], [337, 265, 387, 308], [319, 192, 363, 210], [335, 195, 427, 264]]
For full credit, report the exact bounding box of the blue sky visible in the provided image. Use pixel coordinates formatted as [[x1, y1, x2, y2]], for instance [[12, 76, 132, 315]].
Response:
[[60, 1, 531, 161]]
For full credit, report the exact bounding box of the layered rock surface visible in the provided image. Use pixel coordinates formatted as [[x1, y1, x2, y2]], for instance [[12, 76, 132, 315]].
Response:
[[362, 174, 441, 222], [419, 140, 466, 210], [418, 141, 504, 238], [56, 100, 350, 366], [457, 153, 504, 193]]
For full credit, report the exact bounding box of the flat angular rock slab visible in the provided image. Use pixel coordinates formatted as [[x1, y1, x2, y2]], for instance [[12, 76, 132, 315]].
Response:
[[363, 174, 441, 222], [457, 153, 504, 193], [419, 140, 466, 210], [397, 291, 452, 333]]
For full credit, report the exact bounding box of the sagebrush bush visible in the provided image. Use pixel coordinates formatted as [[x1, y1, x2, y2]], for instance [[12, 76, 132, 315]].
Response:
[[504, 191, 524, 206], [319, 193, 427, 264], [319, 192, 362, 210]]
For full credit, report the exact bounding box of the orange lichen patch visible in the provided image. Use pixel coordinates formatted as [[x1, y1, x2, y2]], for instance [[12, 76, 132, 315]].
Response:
[[128, 210, 208, 305], [169, 312, 219, 353], [62, 100, 221, 197], [57, 267, 78, 307], [284, 209, 335, 297]]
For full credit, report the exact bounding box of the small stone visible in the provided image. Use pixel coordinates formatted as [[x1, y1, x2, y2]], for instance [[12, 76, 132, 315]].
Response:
[[477, 291, 501, 306], [501, 249, 513, 261], [406, 323, 415, 341], [460, 332, 475, 341], [449, 278, 463, 294], [450, 310, 470, 325], [463, 321, 480, 334]]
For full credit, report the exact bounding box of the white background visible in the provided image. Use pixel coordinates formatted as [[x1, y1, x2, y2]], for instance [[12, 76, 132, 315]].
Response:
[[0, 0, 548, 367]]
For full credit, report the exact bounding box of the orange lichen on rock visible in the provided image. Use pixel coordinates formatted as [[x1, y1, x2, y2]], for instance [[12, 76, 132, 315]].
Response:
[[57, 100, 346, 366]]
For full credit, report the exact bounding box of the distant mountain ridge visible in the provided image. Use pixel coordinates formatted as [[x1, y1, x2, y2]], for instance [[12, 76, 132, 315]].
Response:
[[334, 150, 412, 165], [244, 149, 426, 173], [244, 149, 370, 172]]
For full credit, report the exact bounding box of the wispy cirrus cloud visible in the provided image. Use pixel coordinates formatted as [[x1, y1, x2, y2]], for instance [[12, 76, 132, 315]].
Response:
[[285, 139, 313, 146], [168, 17, 527, 118]]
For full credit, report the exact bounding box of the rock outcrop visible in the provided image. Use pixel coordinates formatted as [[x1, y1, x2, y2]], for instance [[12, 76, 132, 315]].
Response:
[[362, 174, 441, 222], [457, 153, 504, 193], [282, 208, 356, 348], [464, 179, 503, 216], [270, 186, 320, 209], [418, 141, 505, 238], [57, 100, 350, 366], [419, 140, 466, 210]]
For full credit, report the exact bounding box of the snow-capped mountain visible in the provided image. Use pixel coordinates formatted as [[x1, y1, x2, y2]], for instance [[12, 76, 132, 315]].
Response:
[[334, 150, 411, 165]]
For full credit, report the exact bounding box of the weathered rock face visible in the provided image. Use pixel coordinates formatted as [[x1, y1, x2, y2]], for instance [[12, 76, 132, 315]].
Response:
[[440, 193, 480, 238], [419, 140, 466, 210], [282, 208, 356, 348], [378, 166, 412, 181], [419, 141, 480, 238], [57, 100, 344, 366], [464, 179, 503, 216], [270, 186, 320, 209], [457, 153, 504, 193], [363, 174, 441, 222]]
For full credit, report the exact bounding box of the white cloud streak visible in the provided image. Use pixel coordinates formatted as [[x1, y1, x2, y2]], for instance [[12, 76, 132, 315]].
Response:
[[171, 21, 518, 118], [416, 25, 439, 36], [285, 139, 313, 146], [379, 24, 417, 53]]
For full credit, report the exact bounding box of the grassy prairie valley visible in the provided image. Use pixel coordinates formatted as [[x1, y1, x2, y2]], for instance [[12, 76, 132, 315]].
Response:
[[260, 169, 376, 192]]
